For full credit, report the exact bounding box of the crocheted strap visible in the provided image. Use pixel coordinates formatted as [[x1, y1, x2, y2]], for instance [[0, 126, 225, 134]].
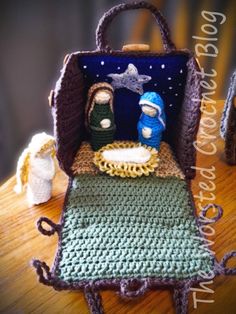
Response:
[[37, 217, 61, 236], [120, 278, 148, 298], [219, 251, 236, 275], [198, 204, 223, 224], [32, 259, 53, 286], [173, 282, 191, 314], [96, 1, 176, 52], [84, 286, 104, 314]]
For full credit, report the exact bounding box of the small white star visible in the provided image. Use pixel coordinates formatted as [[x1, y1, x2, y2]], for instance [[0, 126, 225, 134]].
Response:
[[169, 86, 173, 90], [179, 83, 182, 86], [149, 65, 153, 69], [117, 66, 121, 70], [101, 61, 105, 65], [154, 83, 157, 86], [108, 63, 151, 95], [180, 69, 183, 73], [83, 65, 87, 69], [161, 64, 165, 69], [96, 74, 99, 77], [169, 104, 173, 107], [175, 93, 178, 96], [168, 77, 172, 80]]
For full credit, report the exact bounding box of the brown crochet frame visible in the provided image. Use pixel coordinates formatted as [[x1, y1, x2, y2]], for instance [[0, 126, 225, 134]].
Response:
[[51, 1, 201, 179]]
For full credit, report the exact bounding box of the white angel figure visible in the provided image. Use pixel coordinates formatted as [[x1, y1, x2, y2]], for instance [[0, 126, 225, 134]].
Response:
[[14, 132, 56, 205]]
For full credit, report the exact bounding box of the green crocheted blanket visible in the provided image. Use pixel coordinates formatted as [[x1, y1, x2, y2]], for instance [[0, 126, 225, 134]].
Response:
[[33, 173, 235, 314], [54, 174, 214, 282]]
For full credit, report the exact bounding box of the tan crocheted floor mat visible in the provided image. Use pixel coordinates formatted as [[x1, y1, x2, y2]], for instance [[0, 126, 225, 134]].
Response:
[[71, 141, 185, 179]]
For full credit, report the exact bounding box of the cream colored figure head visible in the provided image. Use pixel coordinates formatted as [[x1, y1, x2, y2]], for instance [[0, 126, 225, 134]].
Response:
[[142, 105, 157, 117], [14, 132, 56, 205], [94, 91, 111, 104]]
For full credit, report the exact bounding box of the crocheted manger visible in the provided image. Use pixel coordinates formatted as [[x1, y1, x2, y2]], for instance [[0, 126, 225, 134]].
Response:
[[33, 174, 236, 314], [72, 141, 185, 179]]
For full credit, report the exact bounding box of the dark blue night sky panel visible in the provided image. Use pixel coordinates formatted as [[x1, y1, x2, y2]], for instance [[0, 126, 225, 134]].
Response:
[[78, 54, 188, 140]]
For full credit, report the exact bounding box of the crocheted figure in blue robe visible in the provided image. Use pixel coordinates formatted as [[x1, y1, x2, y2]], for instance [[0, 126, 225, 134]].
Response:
[[137, 92, 166, 150]]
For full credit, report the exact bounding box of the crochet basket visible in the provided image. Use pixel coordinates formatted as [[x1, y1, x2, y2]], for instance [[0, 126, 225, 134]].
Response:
[[50, 1, 202, 180], [33, 2, 236, 314]]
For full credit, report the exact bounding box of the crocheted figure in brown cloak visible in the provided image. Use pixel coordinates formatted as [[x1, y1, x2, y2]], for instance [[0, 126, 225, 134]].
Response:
[[86, 82, 115, 151]]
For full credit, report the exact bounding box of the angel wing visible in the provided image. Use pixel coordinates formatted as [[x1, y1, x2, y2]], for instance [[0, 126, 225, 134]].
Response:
[[14, 148, 30, 194]]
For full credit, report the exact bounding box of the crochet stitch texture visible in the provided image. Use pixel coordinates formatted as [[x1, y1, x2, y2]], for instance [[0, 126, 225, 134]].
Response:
[[54, 174, 213, 282], [33, 3, 236, 313]]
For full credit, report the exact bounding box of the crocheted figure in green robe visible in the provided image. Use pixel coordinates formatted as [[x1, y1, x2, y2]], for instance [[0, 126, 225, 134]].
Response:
[[86, 82, 115, 151]]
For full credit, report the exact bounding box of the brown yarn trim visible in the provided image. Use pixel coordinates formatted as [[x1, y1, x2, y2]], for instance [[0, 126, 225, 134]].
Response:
[[84, 286, 104, 314], [224, 106, 236, 165], [221, 70, 236, 165], [37, 217, 61, 236]]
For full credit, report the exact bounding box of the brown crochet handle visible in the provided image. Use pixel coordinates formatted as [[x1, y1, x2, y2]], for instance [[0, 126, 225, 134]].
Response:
[[37, 217, 61, 236], [219, 251, 236, 275], [96, 1, 176, 53], [32, 259, 53, 286]]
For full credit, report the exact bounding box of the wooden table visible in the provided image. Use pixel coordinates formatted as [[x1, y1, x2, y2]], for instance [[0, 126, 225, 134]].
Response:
[[1, 101, 235, 314]]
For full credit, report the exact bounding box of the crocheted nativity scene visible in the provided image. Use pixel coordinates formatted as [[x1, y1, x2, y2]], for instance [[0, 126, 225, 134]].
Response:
[[32, 2, 236, 314]]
